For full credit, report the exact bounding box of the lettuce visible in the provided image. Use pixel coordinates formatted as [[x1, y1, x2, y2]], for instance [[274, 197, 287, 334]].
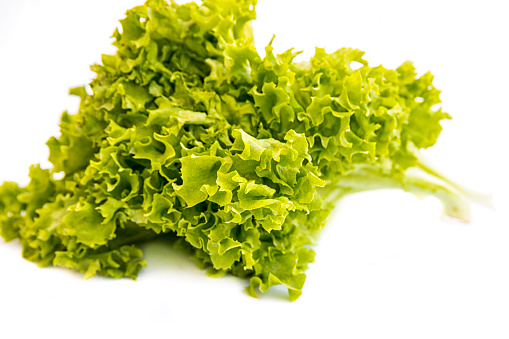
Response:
[[0, 0, 471, 301]]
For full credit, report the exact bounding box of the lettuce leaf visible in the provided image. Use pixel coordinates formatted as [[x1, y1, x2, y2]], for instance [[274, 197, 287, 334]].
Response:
[[0, 0, 470, 301]]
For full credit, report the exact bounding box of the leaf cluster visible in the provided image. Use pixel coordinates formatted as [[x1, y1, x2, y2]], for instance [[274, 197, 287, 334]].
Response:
[[0, 0, 464, 300]]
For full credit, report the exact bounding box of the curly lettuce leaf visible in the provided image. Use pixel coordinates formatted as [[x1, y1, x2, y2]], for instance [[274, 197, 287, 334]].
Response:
[[0, 0, 468, 301]]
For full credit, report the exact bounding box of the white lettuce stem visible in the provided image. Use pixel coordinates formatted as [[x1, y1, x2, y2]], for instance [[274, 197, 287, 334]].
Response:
[[325, 163, 476, 222]]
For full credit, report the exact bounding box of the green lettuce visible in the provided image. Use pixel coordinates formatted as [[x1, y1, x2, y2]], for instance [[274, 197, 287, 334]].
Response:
[[0, 0, 471, 301]]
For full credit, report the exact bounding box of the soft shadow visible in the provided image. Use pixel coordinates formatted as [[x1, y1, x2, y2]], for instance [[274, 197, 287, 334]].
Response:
[[138, 237, 201, 274], [254, 284, 291, 302], [138, 238, 295, 302]]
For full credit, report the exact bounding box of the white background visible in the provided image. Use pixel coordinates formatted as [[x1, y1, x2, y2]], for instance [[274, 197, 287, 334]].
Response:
[[1, 0, 508, 338]]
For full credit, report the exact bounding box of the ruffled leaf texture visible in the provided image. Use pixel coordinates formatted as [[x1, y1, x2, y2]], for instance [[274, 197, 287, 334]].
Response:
[[0, 0, 466, 301]]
